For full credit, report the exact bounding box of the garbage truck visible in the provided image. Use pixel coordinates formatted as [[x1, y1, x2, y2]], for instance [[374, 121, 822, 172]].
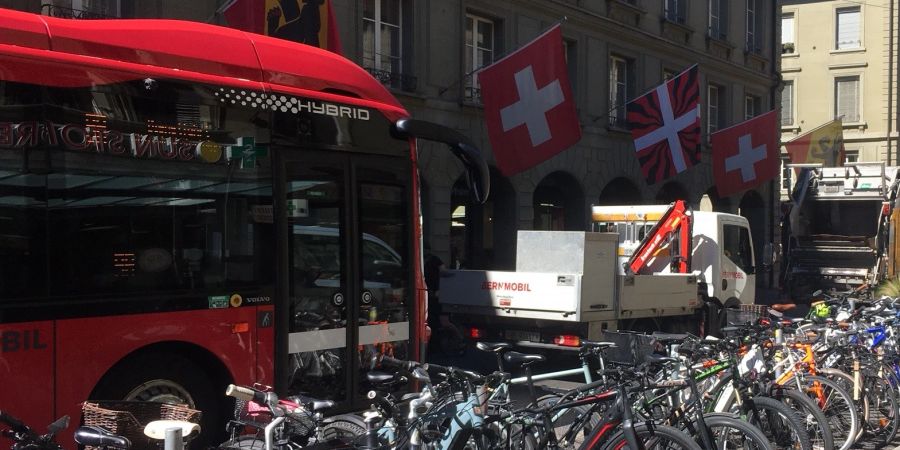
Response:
[[783, 162, 900, 300]]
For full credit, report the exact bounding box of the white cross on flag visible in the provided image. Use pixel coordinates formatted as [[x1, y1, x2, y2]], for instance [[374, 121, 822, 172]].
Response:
[[626, 65, 701, 184], [711, 110, 779, 197], [478, 24, 581, 176]]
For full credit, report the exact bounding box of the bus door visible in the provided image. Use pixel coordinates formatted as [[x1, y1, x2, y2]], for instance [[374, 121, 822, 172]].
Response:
[[281, 152, 411, 406]]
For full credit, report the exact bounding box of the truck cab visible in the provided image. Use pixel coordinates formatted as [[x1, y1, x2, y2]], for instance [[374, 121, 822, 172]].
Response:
[[591, 205, 755, 307]]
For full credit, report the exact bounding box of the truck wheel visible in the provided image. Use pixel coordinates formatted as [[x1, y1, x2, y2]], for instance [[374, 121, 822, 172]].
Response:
[[92, 353, 225, 450]]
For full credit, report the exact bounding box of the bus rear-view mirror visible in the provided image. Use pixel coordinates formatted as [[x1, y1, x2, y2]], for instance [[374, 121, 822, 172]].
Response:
[[392, 118, 490, 204]]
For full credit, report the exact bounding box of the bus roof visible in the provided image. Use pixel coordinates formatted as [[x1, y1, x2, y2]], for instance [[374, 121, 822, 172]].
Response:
[[0, 8, 407, 119]]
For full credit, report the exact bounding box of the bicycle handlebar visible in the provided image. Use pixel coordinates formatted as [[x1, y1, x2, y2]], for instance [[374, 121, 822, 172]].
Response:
[[0, 411, 30, 436], [225, 384, 267, 404]]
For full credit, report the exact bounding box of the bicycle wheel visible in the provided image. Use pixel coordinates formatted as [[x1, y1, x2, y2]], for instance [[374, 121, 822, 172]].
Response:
[[217, 436, 266, 450], [699, 412, 774, 450], [319, 414, 366, 443], [777, 388, 833, 450], [802, 375, 859, 450], [746, 396, 812, 450], [861, 371, 900, 443], [597, 423, 702, 450]]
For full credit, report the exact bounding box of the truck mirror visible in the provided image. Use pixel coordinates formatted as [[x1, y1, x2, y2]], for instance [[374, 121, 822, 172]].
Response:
[[763, 242, 775, 266]]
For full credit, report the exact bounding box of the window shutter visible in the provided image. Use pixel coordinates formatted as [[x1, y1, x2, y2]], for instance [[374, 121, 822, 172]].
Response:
[[720, 0, 728, 37], [754, 1, 764, 51], [781, 14, 794, 44], [781, 82, 793, 125], [836, 77, 859, 122], [836, 8, 860, 49]]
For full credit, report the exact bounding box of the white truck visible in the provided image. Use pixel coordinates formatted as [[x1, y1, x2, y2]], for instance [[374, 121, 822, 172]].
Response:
[[439, 201, 756, 346]]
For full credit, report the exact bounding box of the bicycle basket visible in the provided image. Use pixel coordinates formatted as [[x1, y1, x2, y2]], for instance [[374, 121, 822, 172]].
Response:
[[82, 401, 201, 450], [725, 304, 769, 326], [231, 397, 316, 437], [598, 331, 657, 365]]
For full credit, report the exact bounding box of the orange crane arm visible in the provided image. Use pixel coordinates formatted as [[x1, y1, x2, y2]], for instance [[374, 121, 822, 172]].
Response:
[[626, 200, 692, 275]]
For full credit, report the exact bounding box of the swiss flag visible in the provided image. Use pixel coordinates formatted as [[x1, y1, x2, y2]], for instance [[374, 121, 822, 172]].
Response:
[[711, 110, 779, 197], [627, 65, 700, 185], [478, 25, 581, 176]]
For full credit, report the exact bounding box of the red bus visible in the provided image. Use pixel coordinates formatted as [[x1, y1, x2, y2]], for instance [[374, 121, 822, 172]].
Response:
[[0, 8, 488, 446]]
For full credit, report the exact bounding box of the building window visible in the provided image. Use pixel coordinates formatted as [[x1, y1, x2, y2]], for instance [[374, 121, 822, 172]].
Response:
[[746, 0, 761, 52], [845, 149, 859, 164], [781, 156, 793, 191], [835, 76, 860, 123], [709, 0, 728, 39], [464, 14, 495, 103], [665, 0, 686, 24], [44, 0, 120, 18], [782, 12, 795, 54], [836, 7, 861, 50], [363, 0, 405, 89], [781, 80, 794, 126], [745, 94, 761, 120], [663, 68, 677, 80], [609, 55, 632, 128], [708, 84, 725, 134]]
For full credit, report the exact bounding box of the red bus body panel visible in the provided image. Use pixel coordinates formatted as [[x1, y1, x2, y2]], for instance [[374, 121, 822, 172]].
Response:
[[0, 7, 406, 117], [0, 321, 54, 430]]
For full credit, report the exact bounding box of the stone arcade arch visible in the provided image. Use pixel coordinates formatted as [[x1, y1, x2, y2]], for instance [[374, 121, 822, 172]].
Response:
[[533, 171, 586, 231], [450, 168, 516, 270], [597, 177, 643, 205], [655, 181, 690, 204]]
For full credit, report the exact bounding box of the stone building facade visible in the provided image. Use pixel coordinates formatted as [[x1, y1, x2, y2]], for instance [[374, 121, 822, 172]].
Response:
[[779, 0, 900, 199], [24, 0, 781, 287]]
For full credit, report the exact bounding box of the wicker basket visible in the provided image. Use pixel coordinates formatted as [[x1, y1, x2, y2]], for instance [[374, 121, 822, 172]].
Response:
[[82, 401, 201, 450]]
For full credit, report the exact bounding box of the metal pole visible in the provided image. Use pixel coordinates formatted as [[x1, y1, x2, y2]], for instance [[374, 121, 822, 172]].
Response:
[[889, 0, 894, 165], [164, 428, 183, 450]]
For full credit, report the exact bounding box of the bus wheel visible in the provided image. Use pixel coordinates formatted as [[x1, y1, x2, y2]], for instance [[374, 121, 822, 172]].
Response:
[[93, 353, 224, 450]]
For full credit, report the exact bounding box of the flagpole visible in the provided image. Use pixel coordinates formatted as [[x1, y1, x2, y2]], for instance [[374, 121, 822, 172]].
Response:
[[438, 16, 568, 96]]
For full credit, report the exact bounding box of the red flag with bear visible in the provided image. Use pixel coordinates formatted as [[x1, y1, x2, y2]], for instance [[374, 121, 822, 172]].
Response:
[[221, 0, 342, 54], [626, 65, 701, 184], [478, 24, 581, 176], [710, 110, 779, 197]]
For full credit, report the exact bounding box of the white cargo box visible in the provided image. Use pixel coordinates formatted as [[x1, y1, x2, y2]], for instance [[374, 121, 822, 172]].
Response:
[[440, 231, 697, 322]]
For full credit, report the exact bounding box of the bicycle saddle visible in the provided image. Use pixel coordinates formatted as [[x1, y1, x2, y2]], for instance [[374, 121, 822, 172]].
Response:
[[650, 333, 689, 345], [291, 395, 334, 411], [366, 371, 400, 384], [74, 426, 131, 450], [644, 354, 679, 366], [503, 351, 545, 367], [143, 420, 200, 441], [476, 341, 511, 353], [579, 340, 617, 349], [771, 303, 797, 312]]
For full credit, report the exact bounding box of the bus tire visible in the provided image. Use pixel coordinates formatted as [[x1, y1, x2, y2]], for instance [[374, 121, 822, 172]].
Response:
[[92, 352, 225, 450]]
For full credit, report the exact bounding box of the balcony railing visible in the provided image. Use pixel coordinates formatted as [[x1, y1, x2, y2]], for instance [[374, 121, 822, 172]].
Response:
[[41, 4, 112, 19], [364, 67, 417, 92]]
